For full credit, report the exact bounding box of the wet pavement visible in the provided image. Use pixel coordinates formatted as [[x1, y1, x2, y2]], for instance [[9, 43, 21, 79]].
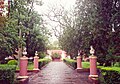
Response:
[[28, 62, 92, 84]]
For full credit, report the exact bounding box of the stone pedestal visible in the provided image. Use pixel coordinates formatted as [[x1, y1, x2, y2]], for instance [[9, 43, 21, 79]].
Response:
[[89, 56, 98, 78], [18, 56, 28, 79], [77, 56, 82, 70], [33, 56, 39, 72]]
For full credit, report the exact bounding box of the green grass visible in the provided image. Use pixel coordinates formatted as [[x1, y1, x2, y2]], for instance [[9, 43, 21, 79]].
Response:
[[27, 63, 34, 70], [82, 62, 101, 69], [82, 62, 90, 68]]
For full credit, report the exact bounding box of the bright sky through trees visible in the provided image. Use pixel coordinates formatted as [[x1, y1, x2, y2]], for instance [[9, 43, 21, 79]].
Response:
[[34, 0, 76, 43]]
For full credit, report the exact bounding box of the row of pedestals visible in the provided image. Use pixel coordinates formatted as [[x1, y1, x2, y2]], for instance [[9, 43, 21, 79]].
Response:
[[17, 53, 98, 82], [77, 55, 98, 78], [18, 55, 97, 78], [18, 55, 39, 79]]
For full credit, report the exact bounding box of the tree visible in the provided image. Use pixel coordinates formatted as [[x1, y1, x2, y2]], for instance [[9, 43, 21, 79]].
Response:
[[0, 0, 50, 62], [44, 4, 79, 57], [10, 0, 50, 57], [91, 0, 120, 66], [59, 0, 120, 66]]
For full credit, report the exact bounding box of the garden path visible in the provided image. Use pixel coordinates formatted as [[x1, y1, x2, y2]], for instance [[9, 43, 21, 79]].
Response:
[[28, 61, 92, 84]]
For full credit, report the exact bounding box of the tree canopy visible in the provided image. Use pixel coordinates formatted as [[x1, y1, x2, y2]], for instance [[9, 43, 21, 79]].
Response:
[[58, 0, 120, 66], [0, 0, 50, 62]]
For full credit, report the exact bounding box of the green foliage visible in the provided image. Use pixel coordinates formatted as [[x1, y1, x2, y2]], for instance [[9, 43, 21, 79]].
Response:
[[99, 67, 120, 84], [27, 63, 34, 70], [0, 18, 20, 61], [47, 40, 61, 50], [38, 52, 46, 59], [7, 60, 18, 65], [26, 28, 48, 57], [113, 62, 120, 67], [82, 62, 90, 69], [0, 65, 16, 84], [0, 0, 50, 61], [59, 0, 120, 66], [51, 53, 61, 59], [0, 16, 6, 29], [38, 58, 51, 69], [114, 56, 120, 65], [63, 58, 77, 69]]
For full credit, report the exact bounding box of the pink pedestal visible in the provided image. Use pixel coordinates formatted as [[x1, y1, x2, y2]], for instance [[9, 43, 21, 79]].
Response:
[[89, 56, 98, 78], [77, 56, 82, 69], [18, 56, 28, 79], [33, 56, 39, 72]]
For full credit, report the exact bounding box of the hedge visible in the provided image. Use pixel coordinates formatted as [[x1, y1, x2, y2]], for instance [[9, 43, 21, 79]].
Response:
[[63, 58, 77, 69], [0, 64, 16, 84], [38, 58, 51, 69], [7, 60, 18, 65], [99, 67, 120, 84]]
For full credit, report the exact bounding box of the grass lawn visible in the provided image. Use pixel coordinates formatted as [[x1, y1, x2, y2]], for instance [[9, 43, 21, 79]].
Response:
[[27, 63, 34, 70], [82, 62, 90, 68], [82, 62, 101, 69]]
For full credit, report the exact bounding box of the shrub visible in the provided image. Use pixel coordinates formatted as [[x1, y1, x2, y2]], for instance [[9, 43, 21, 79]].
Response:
[[38, 52, 46, 59], [38, 58, 51, 69], [99, 67, 120, 84], [7, 60, 18, 65], [0, 64, 16, 84], [113, 62, 120, 67], [63, 58, 77, 69], [51, 53, 61, 59]]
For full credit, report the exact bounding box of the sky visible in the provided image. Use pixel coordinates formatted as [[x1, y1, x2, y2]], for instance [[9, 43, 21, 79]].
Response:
[[34, 0, 76, 14], [34, 0, 76, 43]]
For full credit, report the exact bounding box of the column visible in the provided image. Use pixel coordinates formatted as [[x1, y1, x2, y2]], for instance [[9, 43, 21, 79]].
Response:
[[89, 55, 98, 78], [33, 56, 39, 72], [77, 56, 82, 69], [18, 56, 28, 79], [89, 46, 98, 78], [33, 51, 39, 72]]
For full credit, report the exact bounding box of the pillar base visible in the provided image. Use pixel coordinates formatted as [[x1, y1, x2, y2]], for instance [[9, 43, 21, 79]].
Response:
[[77, 68, 82, 70], [77, 68, 83, 72], [77, 68, 89, 73], [17, 76, 29, 84], [88, 75, 98, 84], [89, 75, 98, 78], [17, 76, 29, 79], [33, 68, 40, 72]]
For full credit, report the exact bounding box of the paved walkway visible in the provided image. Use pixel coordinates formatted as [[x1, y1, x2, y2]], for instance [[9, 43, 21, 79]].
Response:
[[28, 62, 92, 84]]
